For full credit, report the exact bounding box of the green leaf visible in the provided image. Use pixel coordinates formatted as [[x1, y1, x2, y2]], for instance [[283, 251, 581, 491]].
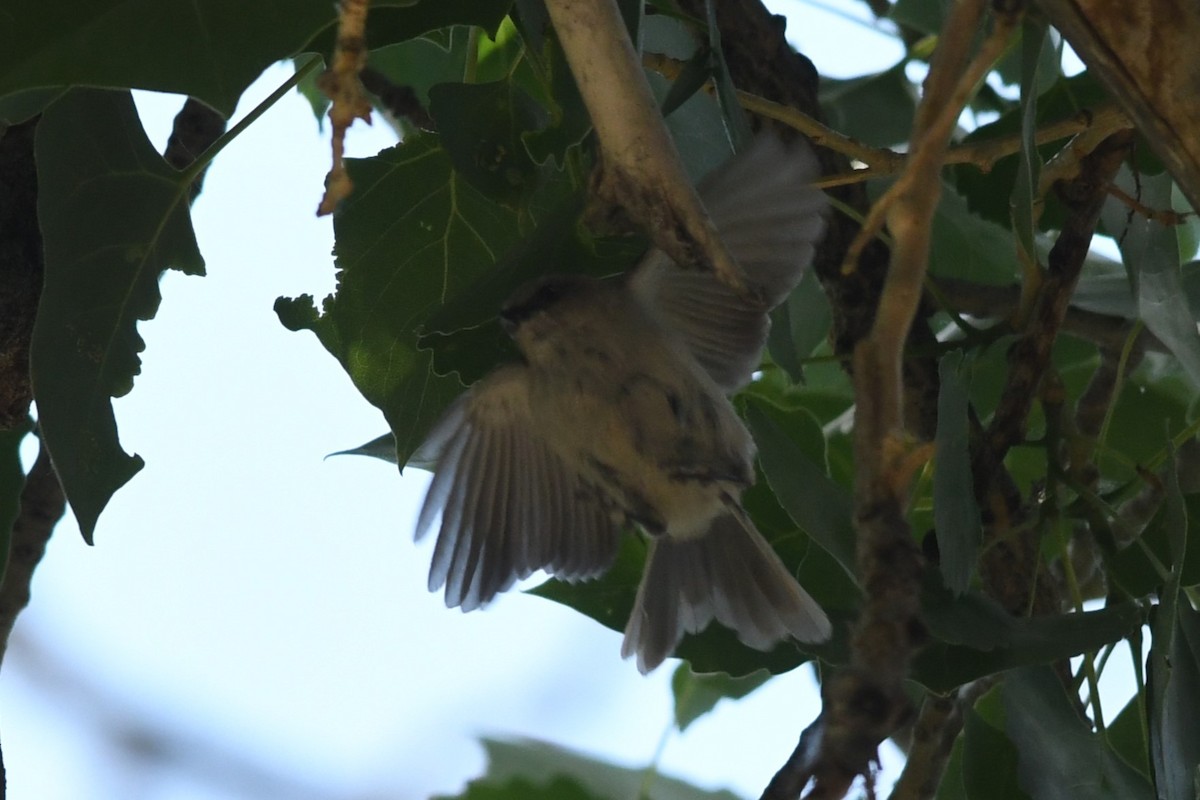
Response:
[[429, 80, 545, 201], [913, 578, 1144, 692], [304, 1, 514, 63], [936, 728, 969, 800], [890, 0, 947, 36], [0, 88, 65, 125], [1103, 171, 1200, 389], [671, 662, 770, 732], [0, 0, 334, 117], [929, 182, 1020, 286], [435, 774, 603, 800], [767, 270, 832, 384], [1, 1, 512, 118], [963, 686, 1029, 800], [1106, 691, 1151, 780], [934, 351, 982, 594], [368, 28, 472, 109], [1148, 602, 1200, 800], [1003, 665, 1155, 800], [1146, 443, 1200, 800], [953, 71, 1110, 230], [470, 738, 741, 800], [32, 89, 202, 542], [1009, 19, 1047, 267], [277, 134, 529, 465], [326, 432, 399, 465], [0, 424, 32, 584], [743, 398, 857, 578], [820, 63, 916, 149]]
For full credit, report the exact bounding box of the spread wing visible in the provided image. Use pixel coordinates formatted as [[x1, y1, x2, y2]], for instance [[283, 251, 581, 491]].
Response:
[[414, 366, 620, 611], [629, 134, 827, 393]]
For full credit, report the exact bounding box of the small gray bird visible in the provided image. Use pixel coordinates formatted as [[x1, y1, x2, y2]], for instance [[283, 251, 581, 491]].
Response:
[[414, 135, 831, 672]]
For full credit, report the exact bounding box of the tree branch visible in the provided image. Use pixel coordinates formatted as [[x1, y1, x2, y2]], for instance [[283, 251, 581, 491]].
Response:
[[0, 445, 64, 665], [545, 0, 750, 294]]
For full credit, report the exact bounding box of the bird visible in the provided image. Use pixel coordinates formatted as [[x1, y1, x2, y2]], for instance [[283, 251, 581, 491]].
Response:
[[413, 134, 832, 672]]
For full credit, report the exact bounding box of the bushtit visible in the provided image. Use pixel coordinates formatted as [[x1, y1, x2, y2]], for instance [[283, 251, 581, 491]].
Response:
[[415, 135, 831, 672]]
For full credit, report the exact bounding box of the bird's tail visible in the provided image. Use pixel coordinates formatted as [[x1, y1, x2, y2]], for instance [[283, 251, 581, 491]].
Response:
[[621, 512, 831, 673]]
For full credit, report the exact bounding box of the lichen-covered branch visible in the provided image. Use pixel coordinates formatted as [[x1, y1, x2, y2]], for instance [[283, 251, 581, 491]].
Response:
[[316, 0, 372, 216], [544, 0, 748, 293]]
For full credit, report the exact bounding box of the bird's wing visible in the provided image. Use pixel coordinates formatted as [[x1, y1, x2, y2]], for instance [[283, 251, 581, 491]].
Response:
[[629, 134, 827, 393], [414, 365, 621, 611]]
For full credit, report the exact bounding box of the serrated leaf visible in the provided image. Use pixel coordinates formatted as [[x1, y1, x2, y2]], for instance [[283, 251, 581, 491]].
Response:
[[671, 663, 770, 732], [476, 738, 741, 800], [743, 398, 857, 578], [276, 134, 522, 465], [1003, 665, 1155, 800], [32, 89, 203, 542], [934, 351, 982, 594], [1103, 171, 1200, 389]]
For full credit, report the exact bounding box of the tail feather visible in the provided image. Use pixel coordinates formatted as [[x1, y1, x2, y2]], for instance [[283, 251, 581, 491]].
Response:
[[621, 513, 831, 673]]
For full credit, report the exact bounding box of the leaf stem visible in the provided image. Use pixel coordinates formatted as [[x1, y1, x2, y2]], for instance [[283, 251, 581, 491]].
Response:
[[179, 55, 323, 188]]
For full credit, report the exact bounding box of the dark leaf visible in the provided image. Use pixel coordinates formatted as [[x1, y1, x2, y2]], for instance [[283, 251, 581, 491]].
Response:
[[820, 63, 916, 149], [276, 134, 519, 465], [934, 351, 982, 594], [32, 89, 203, 542], [1148, 602, 1200, 800], [1009, 19, 1048, 266], [326, 432, 398, 465], [767, 270, 832, 384], [743, 398, 857, 578], [1003, 665, 1155, 800], [429, 80, 545, 201], [671, 662, 770, 732], [472, 738, 741, 800], [1102, 170, 1200, 388], [963, 686, 1029, 800], [434, 775, 603, 800], [913, 577, 1144, 692], [1106, 691, 1151, 780]]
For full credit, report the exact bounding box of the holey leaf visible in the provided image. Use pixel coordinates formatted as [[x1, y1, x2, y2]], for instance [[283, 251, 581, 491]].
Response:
[[32, 88, 203, 542], [276, 135, 529, 465]]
